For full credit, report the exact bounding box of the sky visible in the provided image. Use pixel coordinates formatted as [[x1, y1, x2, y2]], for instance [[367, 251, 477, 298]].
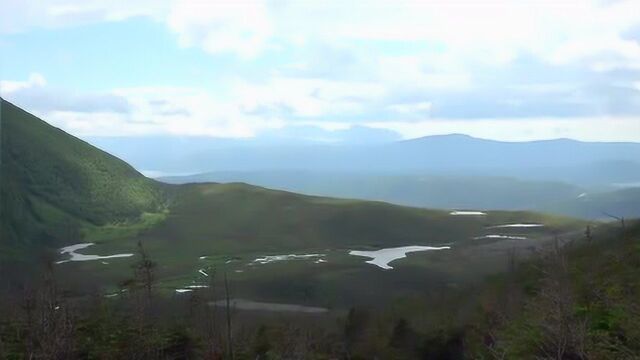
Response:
[[1, 0, 639, 143]]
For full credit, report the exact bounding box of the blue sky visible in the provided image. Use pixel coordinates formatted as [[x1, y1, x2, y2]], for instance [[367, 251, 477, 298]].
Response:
[[1, 0, 639, 142]]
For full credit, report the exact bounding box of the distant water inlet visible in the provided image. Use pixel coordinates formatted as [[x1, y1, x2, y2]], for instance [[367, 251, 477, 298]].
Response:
[[349, 246, 451, 270], [56, 243, 134, 264]]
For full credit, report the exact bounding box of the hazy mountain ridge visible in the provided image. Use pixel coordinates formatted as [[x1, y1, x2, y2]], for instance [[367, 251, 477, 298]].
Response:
[[87, 133, 640, 186]]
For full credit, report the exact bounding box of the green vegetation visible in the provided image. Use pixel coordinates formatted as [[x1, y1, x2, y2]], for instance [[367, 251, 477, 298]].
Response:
[[82, 211, 169, 243], [162, 170, 584, 212], [139, 181, 577, 253], [0, 98, 167, 251], [466, 221, 640, 358], [66, 181, 579, 303]]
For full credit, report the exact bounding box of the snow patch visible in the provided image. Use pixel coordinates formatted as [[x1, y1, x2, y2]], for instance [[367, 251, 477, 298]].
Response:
[[474, 235, 527, 240], [488, 223, 544, 229], [56, 243, 133, 264], [349, 246, 451, 270], [450, 211, 487, 216], [251, 254, 325, 265]]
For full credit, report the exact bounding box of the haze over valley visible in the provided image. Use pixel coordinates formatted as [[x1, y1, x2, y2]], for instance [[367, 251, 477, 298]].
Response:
[[1, 1, 640, 358]]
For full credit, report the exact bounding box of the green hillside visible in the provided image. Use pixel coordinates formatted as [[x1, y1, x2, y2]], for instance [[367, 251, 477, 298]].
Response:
[[0, 98, 166, 251], [60, 180, 584, 301], [160, 171, 580, 210], [135, 182, 580, 254]]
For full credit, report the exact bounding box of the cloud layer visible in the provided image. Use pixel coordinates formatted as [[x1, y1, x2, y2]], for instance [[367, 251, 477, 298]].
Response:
[[1, 0, 639, 142]]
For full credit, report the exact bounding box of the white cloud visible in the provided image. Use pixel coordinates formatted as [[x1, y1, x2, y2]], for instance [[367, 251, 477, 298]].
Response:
[[0, 72, 46, 92], [1, 73, 131, 114], [2, 1, 639, 142], [0, 0, 169, 33], [5, 0, 638, 68], [1, 74, 283, 137], [167, 0, 272, 58], [233, 77, 387, 117], [113, 85, 284, 137], [5, 73, 640, 142], [4, 73, 639, 143], [158, 0, 640, 71], [387, 102, 432, 115]]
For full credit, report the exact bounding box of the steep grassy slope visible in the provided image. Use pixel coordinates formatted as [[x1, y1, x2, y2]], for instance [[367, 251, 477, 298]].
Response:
[[0, 98, 166, 250]]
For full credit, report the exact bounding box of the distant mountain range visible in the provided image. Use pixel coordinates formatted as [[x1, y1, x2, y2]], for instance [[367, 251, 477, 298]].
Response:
[[87, 134, 640, 187]]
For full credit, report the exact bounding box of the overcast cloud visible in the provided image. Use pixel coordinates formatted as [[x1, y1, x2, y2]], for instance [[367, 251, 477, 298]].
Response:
[[0, 0, 639, 142]]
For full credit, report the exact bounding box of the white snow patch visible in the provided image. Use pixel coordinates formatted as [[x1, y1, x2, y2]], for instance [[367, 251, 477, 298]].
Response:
[[198, 269, 209, 277], [450, 211, 487, 216], [56, 243, 133, 264], [474, 235, 527, 240], [488, 223, 544, 229], [251, 254, 325, 265], [349, 246, 451, 270]]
